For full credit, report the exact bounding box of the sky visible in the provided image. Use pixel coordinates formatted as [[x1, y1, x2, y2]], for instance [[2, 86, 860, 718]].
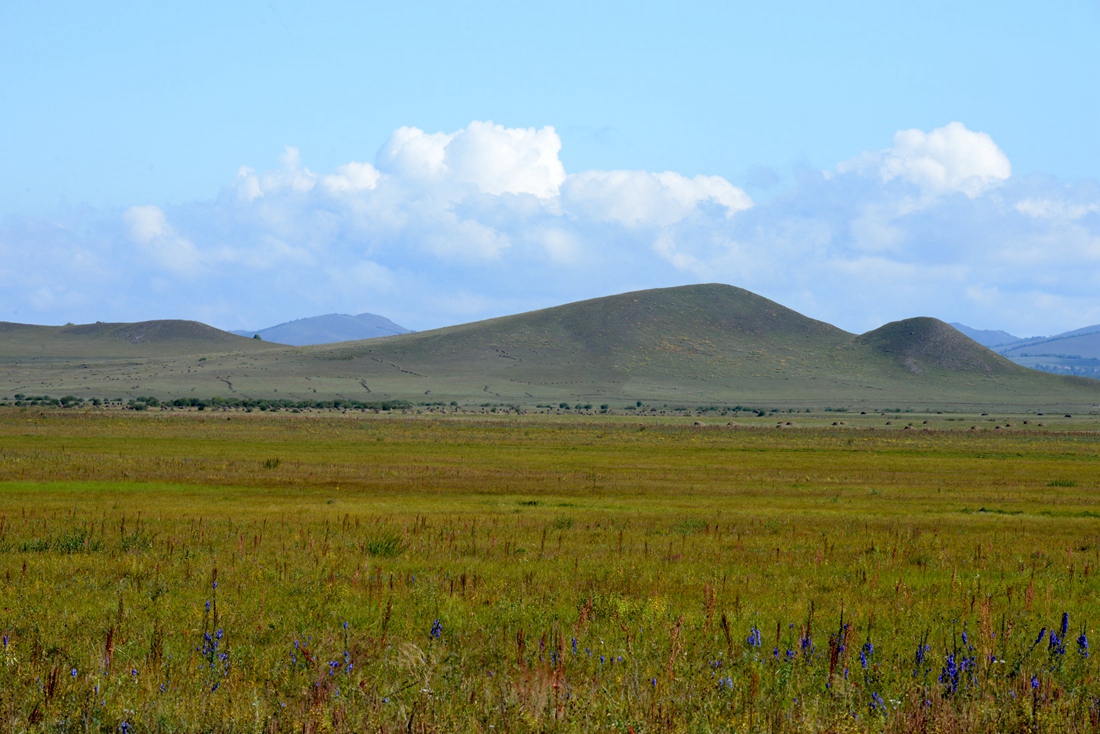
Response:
[[1, 1, 1098, 337]]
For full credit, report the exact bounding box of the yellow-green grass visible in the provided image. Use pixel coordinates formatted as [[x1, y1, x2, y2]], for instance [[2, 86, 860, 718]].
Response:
[[0, 408, 1099, 732]]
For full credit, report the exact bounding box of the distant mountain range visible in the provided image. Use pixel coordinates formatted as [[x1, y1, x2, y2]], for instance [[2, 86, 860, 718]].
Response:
[[2, 284, 1098, 410], [231, 312, 410, 346], [952, 322, 1100, 378]]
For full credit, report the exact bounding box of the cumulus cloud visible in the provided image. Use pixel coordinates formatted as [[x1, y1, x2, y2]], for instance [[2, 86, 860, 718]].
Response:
[[2, 120, 1098, 337], [562, 170, 752, 227], [840, 121, 1011, 199], [123, 204, 202, 275], [377, 121, 565, 198]]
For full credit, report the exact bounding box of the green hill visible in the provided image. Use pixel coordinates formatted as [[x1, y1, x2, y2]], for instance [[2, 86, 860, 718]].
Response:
[[0, 319, 279, 359], [1, 285, 1098, 411]]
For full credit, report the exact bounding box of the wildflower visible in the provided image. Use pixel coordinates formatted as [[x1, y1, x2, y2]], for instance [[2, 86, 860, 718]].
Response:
[[211, 682, 220, 693], [131, 668, 137, 676], [71, 668, 77, 677], [1035, 628, 1047, 646], [212, 580, 217, 589], [2, 636, 6, 647], [651, 678, 657, 687], [746, 626, 762, 648], [860, 642, 873, 669], [869, 692, 885, 713], [430, 619, 442, 639], [1031, 675, 1040, 690], [571, 637, 577, 654], [205, 600, 211, 613], [939, 653, 959, 695], [1077, 631, 1089, 658], [343, 621, 348, 630], [120, 723, 131, 734], [1060, 612, 1069, 640]]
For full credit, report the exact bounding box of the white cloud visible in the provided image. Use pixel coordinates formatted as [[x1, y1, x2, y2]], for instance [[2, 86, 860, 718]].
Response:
[[2, 121, 1099, 338], [562, 170, 752, 227], [841, 121, 1011, 199], [123, 204, 202, 275], [376, 121, 565, 198], [322, 161, 381, 194]]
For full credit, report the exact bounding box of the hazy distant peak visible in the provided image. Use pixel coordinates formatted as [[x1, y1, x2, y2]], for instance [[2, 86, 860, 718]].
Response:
[[233, 312, 410, 346], [949, 323, 1022, 348]]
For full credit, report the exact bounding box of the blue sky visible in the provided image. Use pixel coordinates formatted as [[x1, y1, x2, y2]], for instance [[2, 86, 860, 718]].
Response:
[[1, 1, 1098, 336]]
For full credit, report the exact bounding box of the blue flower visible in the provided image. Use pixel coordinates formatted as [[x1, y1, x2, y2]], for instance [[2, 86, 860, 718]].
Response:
[[1031, 675, 1040, 690], [860, 642, 873, 669], [1077, 631, 1089, 658], [430, 619, 442, 639], [939, 653, 959, 695], [1060, 612, 1069, 639], [869, 692, 885, 713], [746, 626, 762, 648], [71, 668, 77, 678]]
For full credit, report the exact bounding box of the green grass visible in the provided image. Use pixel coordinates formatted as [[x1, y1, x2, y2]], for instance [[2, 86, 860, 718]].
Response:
[[0, 408, 1099, 731]]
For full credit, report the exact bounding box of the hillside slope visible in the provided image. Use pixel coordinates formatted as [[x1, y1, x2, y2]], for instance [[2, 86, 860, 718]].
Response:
[[0, 320, 278, 358], [2, 286, 1098, 410]]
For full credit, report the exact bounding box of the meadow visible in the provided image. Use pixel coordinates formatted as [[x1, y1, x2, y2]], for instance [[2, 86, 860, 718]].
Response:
[[0, 406, 1099, 732]]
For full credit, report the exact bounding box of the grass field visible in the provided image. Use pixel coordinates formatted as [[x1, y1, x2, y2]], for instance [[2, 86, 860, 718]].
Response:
[[1, 407, 1099, 732]]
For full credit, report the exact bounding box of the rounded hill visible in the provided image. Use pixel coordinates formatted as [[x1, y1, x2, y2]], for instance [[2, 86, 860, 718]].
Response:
[[854, 317, 1024, 375]]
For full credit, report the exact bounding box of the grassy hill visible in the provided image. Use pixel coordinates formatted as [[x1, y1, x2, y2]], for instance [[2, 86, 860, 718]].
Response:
[[2, 285, 1098, 411], [0, 319, 279, 359]]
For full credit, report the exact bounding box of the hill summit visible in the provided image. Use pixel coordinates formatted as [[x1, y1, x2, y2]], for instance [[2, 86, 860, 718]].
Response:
[[856, 317, 1024, 375]]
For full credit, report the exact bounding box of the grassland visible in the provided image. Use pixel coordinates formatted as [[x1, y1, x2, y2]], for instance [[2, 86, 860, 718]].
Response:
[[1, 407, 1099, 732], [5, 285, 1100, 410]]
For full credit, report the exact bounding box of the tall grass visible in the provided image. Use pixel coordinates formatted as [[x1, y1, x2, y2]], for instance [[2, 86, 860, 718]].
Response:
[[0, 408, 1098, 731]]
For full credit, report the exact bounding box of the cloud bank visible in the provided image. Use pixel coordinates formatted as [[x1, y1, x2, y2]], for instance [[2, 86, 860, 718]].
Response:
[[1, 121, 1098, 336]]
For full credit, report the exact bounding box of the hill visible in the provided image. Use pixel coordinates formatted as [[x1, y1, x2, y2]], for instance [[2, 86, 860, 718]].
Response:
[[948, 323, 1021, 348], [857, 318, 1024, 375], [0, 319, 278, 359], [995, 326, 1100, 379], [231, 312, 410, 346], [1, 285, 1098, 410]]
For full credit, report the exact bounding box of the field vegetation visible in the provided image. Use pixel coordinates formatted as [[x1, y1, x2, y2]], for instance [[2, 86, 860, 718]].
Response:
[[0, 407, 1099, 732]]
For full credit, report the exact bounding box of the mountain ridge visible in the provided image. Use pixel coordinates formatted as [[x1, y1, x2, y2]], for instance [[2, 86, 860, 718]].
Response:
[[2, 284, 1098, 409]]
